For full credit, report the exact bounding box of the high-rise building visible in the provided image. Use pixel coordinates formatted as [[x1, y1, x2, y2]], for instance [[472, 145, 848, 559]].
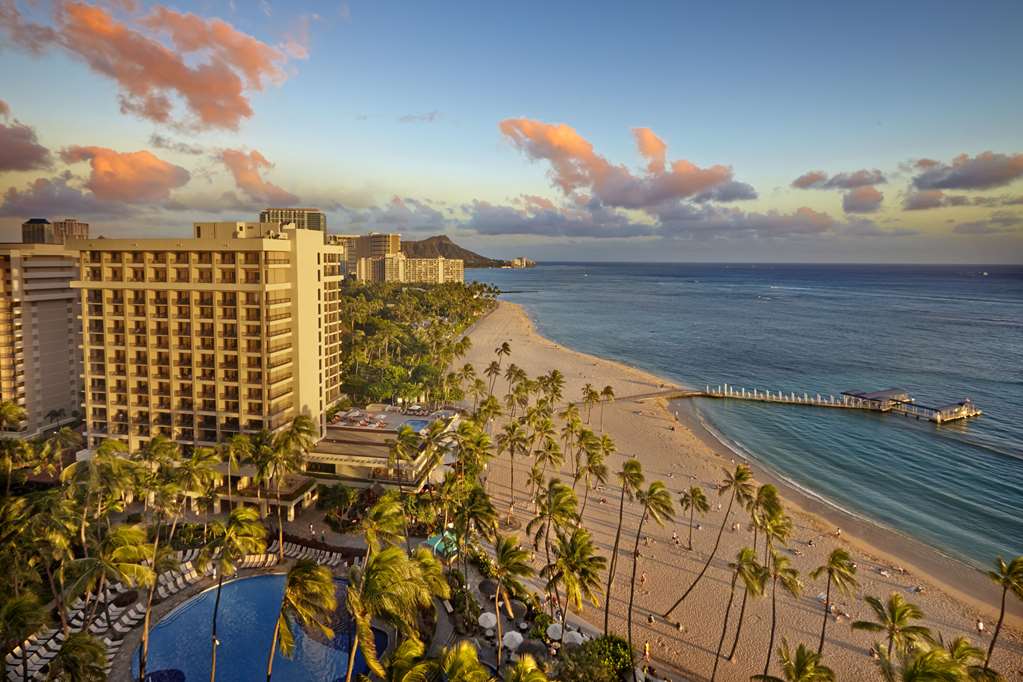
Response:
[[22, 218, 89, 244], [70, 221, 346, 454], [333, 233, 401, 276], [0, 243, 81, 437], [355, 252, 464, 284], [259, 208, 326, 231]]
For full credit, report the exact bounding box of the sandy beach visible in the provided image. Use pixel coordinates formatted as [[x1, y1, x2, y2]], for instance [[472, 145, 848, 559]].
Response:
[[464, 301, 1023, 681]]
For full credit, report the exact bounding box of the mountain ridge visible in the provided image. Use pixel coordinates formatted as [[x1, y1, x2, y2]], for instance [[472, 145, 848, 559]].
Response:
[[400, 235, 508, 268]]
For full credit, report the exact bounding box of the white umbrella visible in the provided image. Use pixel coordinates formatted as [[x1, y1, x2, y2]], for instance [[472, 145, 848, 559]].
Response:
[[563, 630, 584, 645], [545, 623, 563, 641], [478, 612, 498, 629], [502, 631, 524, 651]]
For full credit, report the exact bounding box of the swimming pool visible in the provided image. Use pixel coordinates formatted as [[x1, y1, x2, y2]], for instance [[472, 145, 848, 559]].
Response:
[[133, 574, 386, 681], [401, 419, 432, 432]]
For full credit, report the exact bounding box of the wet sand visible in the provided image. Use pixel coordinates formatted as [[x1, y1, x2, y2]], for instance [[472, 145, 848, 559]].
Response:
[[464, 301, 1023, 681]]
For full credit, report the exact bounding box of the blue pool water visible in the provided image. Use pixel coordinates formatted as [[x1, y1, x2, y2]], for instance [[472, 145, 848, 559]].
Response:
[[133, 574, 386, 682], [402, 419, 432, 432], [469, 263, 1023, 568]]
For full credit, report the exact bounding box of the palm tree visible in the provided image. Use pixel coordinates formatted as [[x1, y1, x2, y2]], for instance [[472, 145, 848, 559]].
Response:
[[491, 534, 535, 666], [437, 640, 495, 682], [485, 360, 502, 397], [809, 548, 858, 656], [453, 484, 497, 585], [496, 421, 528, 517], [220, 434, 252, 507], [764, 549, 802, 677], [544, 527, 606, 640], [628, 481, 673, 681], [0, 592, 47, 682], [598, 385, 615, 432], [374, 637, 436, 682], [198, 506, 267, 682], [679, 485, 709, 551], [874, 643, 966, 682], [984, 555, 1023, 669], [576, 439, 608, 520], [46, 632, 107, 682], [270, 415, 317, 560], [852, 593, 932, 658], [527, 479, 577, 607], [344, 546, 440, 682], [24, 489, 77, 634], [360, 494, 406, 559], [266, 560, 338, 681], [66, 524, 155, 630], [604, 458, 643, 635], [752, 639, 835, 682], [711, 547, 766, 681], [504, 654, 547, 682], [941, 636, 999, 682], [664, 463, 754, 618], [581, 384, 600, 424], [138, 536, 181, 682]]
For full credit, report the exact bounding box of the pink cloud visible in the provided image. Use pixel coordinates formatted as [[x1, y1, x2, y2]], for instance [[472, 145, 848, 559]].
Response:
[[0, 1, 296, 130], [60, 145, 190, 202], [218, 148, 298, 205], [499, 118, 736, 210], [0, 102, 53, 172], [843, 186, 884, 213]]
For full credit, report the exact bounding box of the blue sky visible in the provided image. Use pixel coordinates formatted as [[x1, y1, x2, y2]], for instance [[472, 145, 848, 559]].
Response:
[[1, 0, 1021, 261]]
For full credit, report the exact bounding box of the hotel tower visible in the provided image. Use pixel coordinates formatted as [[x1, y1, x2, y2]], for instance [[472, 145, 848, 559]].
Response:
[[70, 222, 346, 453]]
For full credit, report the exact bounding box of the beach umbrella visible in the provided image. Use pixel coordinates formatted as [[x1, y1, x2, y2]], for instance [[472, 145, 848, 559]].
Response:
[[519, 640, 547, 659], [479, 579, 499, 598], [545, 623, 563, 641], [508, 599, 528, 620], [478, 612, 497, 629], [563, 630, 584, 646], [503, 631, 524, 651]]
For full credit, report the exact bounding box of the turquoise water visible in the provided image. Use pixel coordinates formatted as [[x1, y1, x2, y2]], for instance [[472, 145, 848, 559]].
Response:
[[402, 419, 432, 432], [132, 574, 386, 681], [469, 263, 1023, 568]]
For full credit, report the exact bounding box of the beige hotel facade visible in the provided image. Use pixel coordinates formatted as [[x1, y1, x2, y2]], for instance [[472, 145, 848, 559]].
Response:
[[70, 222, 346, 453]]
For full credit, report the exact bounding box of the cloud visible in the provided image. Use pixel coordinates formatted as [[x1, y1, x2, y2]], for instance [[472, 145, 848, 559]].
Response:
[[60, 145, 190, 202], [0, 1, 295, 130], [952, 211, 1023, 235], [218, 148, 298, 205], [912, 152, 1023, 190], [398, 111, 441, 124], [693, 180, 757, 203], [791, 168, 886, 190], [842, 186, 884, 213], [498, 118, 739, 210], [149, 133, 204, 155], [903, 189, 1023, 210], [464, 197, 655, 239], [0, 105, 53, 172], [0, 171, 132, 217], [337, 196, 447, 233]]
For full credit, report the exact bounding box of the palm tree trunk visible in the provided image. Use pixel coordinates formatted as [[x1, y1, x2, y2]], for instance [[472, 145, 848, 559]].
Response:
[[627, 513, 647, 682], [985, 585, 1007, 668], [544, 521, 554, 619], [210, 574, 224, 682], [86, 574, 107, 629], [687, 506, 694, 550], [664, 489, 737, 618], [710, 572, 739, 682], [226, 459, 233, 507], [44, 561, 68, 635], [726, 584, 749, 661], [276, 478, 285, 562], [139, 520, 163, 682], [579, 482, 590, 521], [816, 574, 832, 656], [764, 576, 778, 677], [509, 452, 516, 516], [266, 616, 281, 681], [604, 484, 628, 634], [21, 648, 28, 682], [495, 588, 504, 667], [344, 633, 359, 682]]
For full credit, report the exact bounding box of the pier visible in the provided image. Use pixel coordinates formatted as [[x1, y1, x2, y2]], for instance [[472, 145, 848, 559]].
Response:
[[696, 385, 982, 424]]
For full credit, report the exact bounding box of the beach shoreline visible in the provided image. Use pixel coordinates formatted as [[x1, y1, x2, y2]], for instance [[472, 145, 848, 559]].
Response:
[[464, 300, 1022, 680]]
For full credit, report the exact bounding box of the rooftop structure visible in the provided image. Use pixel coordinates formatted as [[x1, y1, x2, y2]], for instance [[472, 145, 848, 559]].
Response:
[[259, 208, 326, 232], [22, 218, 89, 244]]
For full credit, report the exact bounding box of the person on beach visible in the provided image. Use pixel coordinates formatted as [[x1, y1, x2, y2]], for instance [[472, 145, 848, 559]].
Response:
[[977, 619, 985, 635], [643, 641, 650, 663]]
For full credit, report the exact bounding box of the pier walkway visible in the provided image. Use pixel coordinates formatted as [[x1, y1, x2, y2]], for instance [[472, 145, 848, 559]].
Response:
[[618, 385, 982, 424]]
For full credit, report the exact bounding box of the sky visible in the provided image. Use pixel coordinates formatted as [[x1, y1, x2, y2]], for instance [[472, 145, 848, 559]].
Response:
[[1, 1, 1022, 262]]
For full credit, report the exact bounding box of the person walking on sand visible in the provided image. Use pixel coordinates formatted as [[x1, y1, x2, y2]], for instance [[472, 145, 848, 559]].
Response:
[[643, 640, 651, 663], [977, 618, 985, 636]]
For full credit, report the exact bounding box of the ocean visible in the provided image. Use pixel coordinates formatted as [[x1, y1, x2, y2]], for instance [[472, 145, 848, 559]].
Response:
[[468, 263, 1023, 569]]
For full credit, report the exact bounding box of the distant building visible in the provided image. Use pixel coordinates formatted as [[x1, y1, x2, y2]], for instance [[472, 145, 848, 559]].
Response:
[[356, 252, 464, 284], [332, 233, 402, 276], [22, 218, 90, 244], [510, 256, 535, 268], [259, 208, 326, 231], [0, 243, 81, 437]]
